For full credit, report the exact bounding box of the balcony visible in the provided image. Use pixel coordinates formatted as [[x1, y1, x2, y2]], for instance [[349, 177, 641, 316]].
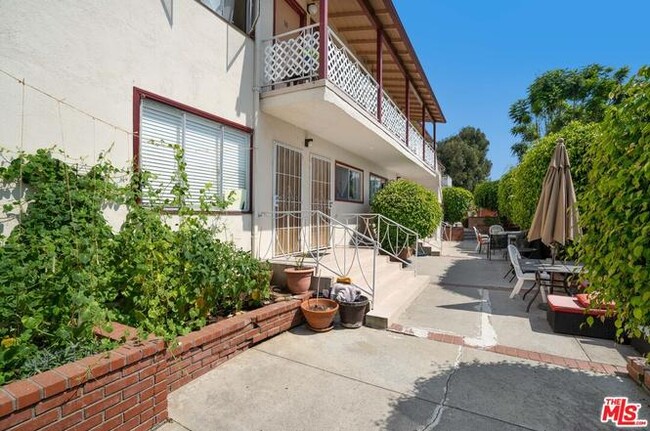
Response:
[[260, 24, 439, 181]]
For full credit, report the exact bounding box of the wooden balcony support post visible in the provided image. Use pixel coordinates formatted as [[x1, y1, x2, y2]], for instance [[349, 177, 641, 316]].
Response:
[[319, 0, 329, 80], [405, 81, 410, 145], [376, 29, 383, 122], [421, 105, 426, 158], [433, 121, 437, 150]]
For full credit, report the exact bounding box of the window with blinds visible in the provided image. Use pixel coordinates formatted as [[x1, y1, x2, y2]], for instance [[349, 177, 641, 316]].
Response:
[[140, 98, 250, 211]]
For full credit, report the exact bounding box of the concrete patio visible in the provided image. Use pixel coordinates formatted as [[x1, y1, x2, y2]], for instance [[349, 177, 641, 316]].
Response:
[[160, 240, 649, 430]]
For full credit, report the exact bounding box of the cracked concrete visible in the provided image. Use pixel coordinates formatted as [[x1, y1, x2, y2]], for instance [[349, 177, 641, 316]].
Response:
[[160, 241, 648, 430], [162, 326, 648, 431]]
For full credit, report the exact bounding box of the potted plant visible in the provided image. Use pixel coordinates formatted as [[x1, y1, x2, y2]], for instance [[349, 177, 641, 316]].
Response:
[[330, 277, 369, 329], [283, 254, 314, 294], [300, 298, 338, 332], [300, 274, 338, 332]]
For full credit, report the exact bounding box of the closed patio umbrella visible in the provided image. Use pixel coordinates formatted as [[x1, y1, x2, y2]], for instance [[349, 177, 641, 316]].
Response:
[[527, 138, 581, 262]]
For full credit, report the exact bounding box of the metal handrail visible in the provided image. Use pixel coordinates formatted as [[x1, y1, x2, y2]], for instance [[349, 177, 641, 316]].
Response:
[[336, 213, 419, 276], [256, 210, 379, 305]]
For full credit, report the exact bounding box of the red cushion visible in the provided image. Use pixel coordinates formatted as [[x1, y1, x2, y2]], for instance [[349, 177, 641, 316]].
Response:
[[575, 293, 616, 310], [547, 295, 608, 317]]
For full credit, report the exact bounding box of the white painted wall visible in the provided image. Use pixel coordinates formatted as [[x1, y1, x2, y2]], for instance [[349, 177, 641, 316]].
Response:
[[0, 0, 442, 253], [0, 0, 255, 248]]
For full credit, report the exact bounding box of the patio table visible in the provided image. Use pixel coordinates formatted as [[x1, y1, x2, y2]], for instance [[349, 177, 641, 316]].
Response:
[[525, 261, 585, 312], [488, 231, 523, 260]]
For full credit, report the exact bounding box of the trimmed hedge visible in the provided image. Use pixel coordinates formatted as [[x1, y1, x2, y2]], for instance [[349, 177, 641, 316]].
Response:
[[474, 180, 499, 212], [576, 67, 650, 340], [442, 187, 474, 223], [509, 121, 598, 228], [497, 169, 515, 222], [371, 179, 442, 241]]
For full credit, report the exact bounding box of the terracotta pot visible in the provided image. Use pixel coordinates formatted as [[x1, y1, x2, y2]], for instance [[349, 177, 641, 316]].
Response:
[[284, 267, 314, 294], [390, 247, 413, 263], [301, 298, 339, 331]]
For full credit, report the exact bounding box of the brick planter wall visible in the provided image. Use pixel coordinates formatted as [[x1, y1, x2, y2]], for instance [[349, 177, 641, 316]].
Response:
[[164, 293, 309, 393], [627, 356, 650, 394], [0, 339, 166, 431], [0, 293, 309, 431], [442, 226, 465, 241]]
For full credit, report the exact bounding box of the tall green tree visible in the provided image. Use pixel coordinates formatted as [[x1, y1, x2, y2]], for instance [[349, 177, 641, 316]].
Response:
[[509, 64, 628, 160], [437, 126, 492, 191]]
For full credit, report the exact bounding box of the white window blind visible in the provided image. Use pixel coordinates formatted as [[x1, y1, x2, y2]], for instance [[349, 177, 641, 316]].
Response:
[[140, 98, 250, 210], [222, 128, 250, 211], [140, 101, 181, 203], [185, 117, 221, 205]]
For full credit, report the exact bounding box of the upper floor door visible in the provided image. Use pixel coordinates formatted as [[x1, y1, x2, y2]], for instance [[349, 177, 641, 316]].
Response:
[[274, 0, 306, 36]]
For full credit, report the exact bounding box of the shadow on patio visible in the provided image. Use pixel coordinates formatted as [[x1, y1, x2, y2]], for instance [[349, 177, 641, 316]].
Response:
[[380, 357, 650, 430]]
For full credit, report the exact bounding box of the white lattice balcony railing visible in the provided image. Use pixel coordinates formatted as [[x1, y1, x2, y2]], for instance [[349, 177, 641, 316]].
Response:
[[381, 90, 407, 143], [424, 143, 436, 170], [263, 24, 320, 85], [263, 25, 437, 173], [408, 123, 424, 157], [327, 31, 378, 117]]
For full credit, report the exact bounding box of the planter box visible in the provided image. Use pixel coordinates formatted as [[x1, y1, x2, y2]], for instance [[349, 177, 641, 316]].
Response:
[[627, 356, 650, 393], [0, 293, 310, 431], [443, 226, 465, 241], [631, 336, 650, 356]]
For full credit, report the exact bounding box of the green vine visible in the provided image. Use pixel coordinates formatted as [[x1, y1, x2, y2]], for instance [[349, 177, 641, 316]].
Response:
[[0, 144, 271, 384]]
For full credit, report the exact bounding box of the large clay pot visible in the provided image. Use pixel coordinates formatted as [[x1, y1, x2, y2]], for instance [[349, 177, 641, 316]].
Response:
[[284, 267, 314, 294], [338, 295, 369, 328], [301, 298, 338, 332]]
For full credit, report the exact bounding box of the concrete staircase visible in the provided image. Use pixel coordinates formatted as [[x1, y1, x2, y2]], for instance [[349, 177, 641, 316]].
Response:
[[314, 247, 430, 329]]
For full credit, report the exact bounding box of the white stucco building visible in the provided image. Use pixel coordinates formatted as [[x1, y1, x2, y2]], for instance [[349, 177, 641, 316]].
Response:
[[0, 0, 446, 326]]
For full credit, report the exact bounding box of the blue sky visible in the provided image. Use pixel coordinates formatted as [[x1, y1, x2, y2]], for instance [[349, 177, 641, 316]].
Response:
[[394, 0, 650, 179]]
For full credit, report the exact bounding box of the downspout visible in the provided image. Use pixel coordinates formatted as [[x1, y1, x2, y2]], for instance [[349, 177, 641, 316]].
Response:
[[250, 0, 261, 255]]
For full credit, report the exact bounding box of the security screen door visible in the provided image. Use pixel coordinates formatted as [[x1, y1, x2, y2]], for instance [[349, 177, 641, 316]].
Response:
[[274, 144, 302, 256], [310, 156, 332, 249]]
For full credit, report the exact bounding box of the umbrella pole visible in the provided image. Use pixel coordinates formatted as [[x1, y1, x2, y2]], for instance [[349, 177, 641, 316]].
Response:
[[551, 242, 556, 265]]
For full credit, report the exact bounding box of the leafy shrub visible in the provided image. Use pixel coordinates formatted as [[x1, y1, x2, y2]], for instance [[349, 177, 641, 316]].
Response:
[[576, 67, 650, 340], [441, 187, 474, 223], [370, 179, 442, 247], [473, 180, 499, 211], [497, 169, 515, 222], [0, 145, 271, 383], [509, 121, 598, 228], [0, 149, 120, 384]]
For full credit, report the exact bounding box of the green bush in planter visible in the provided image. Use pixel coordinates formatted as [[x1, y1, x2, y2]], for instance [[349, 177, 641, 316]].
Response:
[[474, 180, 499, 212], [497, 169, 515, 223], [370, 179, 442, 249], [442, 187, 474, 223]]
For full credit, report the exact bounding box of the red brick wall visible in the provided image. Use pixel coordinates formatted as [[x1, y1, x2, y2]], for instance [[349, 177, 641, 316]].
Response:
[[165, 294, 307, 393], [0, 339, 166, 431], [0, 293, 309, 431]]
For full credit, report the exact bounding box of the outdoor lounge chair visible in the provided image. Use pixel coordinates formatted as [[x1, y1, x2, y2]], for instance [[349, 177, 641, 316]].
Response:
[[488, 224, 504, 235], [473, 226, 489, 253], [503, 245, 521, 280], [508, 245, 549, 303], [546, 294, 617, 339]]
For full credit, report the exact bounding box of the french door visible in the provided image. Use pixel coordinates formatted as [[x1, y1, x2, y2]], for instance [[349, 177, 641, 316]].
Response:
[[274, 144, 302, 256], [310, 156, 332, 249]]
